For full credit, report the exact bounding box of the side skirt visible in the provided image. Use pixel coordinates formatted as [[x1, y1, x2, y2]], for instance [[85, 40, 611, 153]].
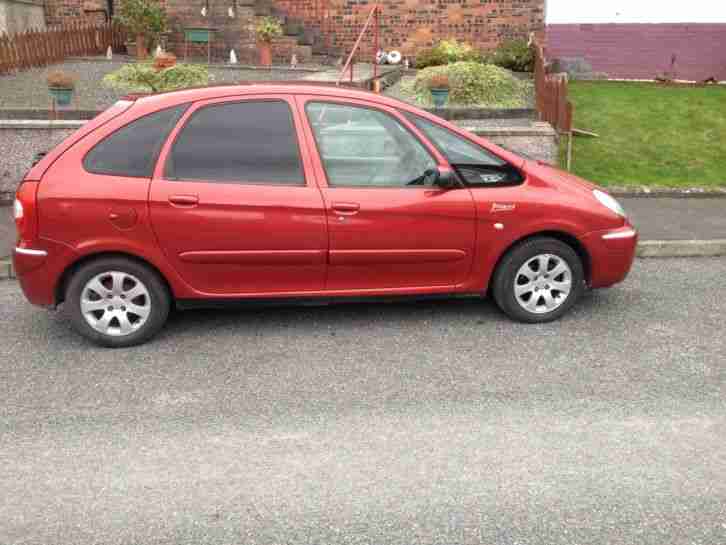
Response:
[[175, 292, 484, 311]]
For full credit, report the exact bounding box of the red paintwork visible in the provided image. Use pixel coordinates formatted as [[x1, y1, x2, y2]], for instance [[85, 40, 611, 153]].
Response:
[[13, 83, 637, 308]]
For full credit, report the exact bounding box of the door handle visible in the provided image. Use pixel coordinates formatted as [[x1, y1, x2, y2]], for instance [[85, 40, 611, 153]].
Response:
[[168, 194, 199, 207], [331, 202, 360, 215]]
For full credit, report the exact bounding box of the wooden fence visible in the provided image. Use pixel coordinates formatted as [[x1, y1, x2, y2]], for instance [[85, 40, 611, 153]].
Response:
[[532, 39, 573, 134], [0, 23, 126, 76]]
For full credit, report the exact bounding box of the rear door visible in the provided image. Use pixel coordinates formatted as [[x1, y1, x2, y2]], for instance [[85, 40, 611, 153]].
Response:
[[149, 95, 328, 296], [296, 96, 477, 292]]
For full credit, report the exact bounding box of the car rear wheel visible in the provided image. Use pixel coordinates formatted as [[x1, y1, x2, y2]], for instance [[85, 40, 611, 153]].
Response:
[[64, 257, 170, 347], [492, 237, 585, 323]]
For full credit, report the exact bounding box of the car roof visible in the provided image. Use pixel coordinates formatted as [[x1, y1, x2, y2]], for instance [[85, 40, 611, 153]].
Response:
[[129, 81, 411, 111]]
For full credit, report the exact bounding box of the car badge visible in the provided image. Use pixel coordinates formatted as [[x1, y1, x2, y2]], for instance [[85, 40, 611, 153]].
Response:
[[491, 203, 516, 213]]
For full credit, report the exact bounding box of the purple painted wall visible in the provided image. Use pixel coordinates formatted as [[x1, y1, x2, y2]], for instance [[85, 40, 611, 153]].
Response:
[[546, 24, 726, 81]]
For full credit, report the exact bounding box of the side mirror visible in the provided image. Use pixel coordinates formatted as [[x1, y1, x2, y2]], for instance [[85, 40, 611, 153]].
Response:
[[431, 167, 458, 189]]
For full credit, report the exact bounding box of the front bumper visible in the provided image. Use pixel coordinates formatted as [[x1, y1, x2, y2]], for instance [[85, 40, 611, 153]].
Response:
[[581, 225, 638, 288]]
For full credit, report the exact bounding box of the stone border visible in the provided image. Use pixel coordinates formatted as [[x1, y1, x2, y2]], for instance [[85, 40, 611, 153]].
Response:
[[0, 119, 86, 129], [608, 187, 726, 198], [0, 109, 103, 120], [637, 240, 726, 258], [424, 107, 536, 120]]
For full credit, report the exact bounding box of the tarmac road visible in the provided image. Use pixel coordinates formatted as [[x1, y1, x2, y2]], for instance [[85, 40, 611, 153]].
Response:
[[1, 257, 725, 545]]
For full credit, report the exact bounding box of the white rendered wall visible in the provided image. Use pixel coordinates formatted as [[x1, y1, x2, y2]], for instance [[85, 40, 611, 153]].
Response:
[[547, 0, 726, 24]]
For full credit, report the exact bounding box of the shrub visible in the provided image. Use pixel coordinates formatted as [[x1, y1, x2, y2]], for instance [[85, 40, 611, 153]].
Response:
[[115, 0, 167, 46], [488, 39, 534, 72], [102, 63, 211, 93], [47, 71, 75, 89], [256, 16, 283, 42], [405, 62, 527, 107], [415, 39, 482, 68]]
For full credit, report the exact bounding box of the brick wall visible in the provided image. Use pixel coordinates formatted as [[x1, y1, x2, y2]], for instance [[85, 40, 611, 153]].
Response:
[[547, 24, 726, 81], [275, 0, 545, 58], [45, 0, 109, 26], [43, 0, 544, 62]]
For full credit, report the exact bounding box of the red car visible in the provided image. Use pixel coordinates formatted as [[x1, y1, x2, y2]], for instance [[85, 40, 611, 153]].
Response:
[[13, 83, 637, 347]]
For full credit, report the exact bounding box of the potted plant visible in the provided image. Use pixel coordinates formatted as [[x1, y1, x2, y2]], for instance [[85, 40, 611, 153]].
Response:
[[153, 51, 177, 71], [47, 71, 76, 106], [115, 0, 167, 60], [428, 73, 450, 107], [256, 16, 282, 67]]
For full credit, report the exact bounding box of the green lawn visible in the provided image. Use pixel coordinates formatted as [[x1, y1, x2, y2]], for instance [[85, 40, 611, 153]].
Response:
[[561, 81, 726, 187]]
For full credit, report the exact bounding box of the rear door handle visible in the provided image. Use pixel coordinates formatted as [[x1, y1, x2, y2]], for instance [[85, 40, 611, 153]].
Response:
[[168, 194, 199, 207], [331, 202, 360, 215]]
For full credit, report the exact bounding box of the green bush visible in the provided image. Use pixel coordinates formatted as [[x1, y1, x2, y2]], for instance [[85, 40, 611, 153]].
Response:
[[404, 62, 527, 107], [415, 39, 482, 68], [102, 63, 211, 93], [488, 39, 534, 73], [256, 16, 283, 42], [114, 0, 167, 45]]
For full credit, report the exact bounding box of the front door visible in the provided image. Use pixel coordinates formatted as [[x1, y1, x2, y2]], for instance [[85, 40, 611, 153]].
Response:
[[297, 97, 476, 292], [150, 96, 327, 296]]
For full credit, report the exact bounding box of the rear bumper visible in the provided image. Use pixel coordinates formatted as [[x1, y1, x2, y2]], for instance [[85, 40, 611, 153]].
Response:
[[13, 238, 78, 307], [581, 225, 638, 288]]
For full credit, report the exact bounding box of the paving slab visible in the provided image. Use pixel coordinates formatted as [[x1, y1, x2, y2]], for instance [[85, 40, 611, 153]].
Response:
[[620, 197, 726, 241]]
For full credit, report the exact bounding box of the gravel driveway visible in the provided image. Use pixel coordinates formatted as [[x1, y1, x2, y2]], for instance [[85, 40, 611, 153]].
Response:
[[0, 59, 326, 111], [1, 257, 725, 545]]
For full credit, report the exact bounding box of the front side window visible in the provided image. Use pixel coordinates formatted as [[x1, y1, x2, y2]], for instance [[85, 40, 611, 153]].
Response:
[[403, 112, 523, 187], [166, 100, 304, 185], [84, 104, 188, 178], [306, 102, 437, 188]]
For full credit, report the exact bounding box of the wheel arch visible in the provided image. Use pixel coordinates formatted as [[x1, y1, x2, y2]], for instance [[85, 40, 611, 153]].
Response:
[[489, 230, 592, 292], [55, 251, 174, 306]]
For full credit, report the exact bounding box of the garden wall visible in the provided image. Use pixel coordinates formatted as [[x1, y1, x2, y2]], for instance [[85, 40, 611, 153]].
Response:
[[274, 0, 545, 58], [0, 120, 78, 202], [547, 24, 726, 81], [0, 116, 558, 202]]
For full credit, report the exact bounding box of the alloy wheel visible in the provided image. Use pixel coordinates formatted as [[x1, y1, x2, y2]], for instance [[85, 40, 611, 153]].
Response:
[[80, 271, 151, 336], [513, 254, 573, 314]]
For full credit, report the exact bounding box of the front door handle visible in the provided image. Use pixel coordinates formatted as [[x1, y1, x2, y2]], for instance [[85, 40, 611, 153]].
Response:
[[168, 194, 199, 207], [331, 202, 360, 215]]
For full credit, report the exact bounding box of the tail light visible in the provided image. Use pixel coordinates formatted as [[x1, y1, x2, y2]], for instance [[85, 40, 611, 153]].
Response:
[[14, 181, 39, 243]]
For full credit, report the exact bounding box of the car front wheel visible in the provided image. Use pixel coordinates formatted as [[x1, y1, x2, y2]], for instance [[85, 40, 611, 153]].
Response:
[[63, 257, 170, 347], [492, 237, 585, 323]]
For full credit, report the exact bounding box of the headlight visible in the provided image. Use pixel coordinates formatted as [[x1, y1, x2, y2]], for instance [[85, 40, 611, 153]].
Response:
[[593, 189, 626, 217]]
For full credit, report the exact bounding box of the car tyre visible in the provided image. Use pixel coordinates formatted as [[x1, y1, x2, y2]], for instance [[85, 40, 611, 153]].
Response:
[[492, 237, 585, 323], [64, 257, 170, 347]]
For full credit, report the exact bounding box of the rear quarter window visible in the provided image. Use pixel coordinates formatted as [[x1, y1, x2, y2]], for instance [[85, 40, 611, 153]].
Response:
[[83, 104, 188, 178]]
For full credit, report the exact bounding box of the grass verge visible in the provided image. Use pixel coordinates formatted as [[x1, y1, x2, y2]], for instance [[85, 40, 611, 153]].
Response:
[[561, 81, 726, 187]]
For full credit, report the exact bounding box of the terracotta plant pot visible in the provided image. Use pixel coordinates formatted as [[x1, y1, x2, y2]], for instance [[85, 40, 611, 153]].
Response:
[[258, 41, 272, 67], [136, 33, 148, 60], [153, 52, 177, 71]]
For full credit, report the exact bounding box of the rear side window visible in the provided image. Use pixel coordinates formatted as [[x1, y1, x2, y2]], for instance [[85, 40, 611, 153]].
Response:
[[83, 104, 187, 178], [165, 100, 304, 185]]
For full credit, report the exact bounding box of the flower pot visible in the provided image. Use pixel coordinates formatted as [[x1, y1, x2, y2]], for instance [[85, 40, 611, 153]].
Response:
[[49, 87, 74, 106], [430, 88, 449, 108], [258, 41, 272, 67], [153, 52, 177, 71], [136, 32, 148, 59]]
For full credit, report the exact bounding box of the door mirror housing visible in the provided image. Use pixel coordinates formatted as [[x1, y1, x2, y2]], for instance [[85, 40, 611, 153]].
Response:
[[429, 167, 458, 189]]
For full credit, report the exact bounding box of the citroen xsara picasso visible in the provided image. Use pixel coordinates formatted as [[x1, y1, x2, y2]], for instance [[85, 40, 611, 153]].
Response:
[[13, 83, 637, 347]]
